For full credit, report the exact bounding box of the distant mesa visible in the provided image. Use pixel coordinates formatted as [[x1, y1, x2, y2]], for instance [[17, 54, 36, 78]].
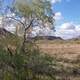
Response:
[[46, 36, 63, 40], [29, 36, 63, 40], [70, 36, 80, 40]]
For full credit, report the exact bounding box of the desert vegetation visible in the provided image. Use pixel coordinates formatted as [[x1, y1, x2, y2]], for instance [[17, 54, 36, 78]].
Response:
[[37, 40, 80, 80], [0, 0, 80, 80], [0, 34, 80, 80], [0, 0, 57, 80]]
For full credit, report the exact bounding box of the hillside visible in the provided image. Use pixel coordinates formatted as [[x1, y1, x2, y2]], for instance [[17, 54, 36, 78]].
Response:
[[0, 28, 21, 50], [30, 36, 63, 40]]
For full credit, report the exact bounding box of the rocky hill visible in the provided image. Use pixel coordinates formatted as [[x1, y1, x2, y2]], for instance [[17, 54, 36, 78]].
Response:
[[30, 36, 63, 40], [0, 28, 20, 48]]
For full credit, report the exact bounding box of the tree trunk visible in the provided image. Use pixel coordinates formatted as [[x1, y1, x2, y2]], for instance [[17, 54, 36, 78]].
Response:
[[21, 19, 34, 53]]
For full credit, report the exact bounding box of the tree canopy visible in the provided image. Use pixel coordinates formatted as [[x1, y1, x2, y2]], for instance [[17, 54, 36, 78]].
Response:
[[14, 0, 54, 24], [0, 0, 55, 47]]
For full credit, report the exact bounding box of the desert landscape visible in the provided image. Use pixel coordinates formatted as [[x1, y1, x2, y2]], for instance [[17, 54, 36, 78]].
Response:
[[0, 0, 80, 80], [37, 40, 80, 59], [37, 40, 80, 80]]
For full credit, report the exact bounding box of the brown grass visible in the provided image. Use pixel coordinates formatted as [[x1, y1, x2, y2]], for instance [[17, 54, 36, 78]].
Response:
[[36, 40, 80, 80], [36, 40, 80, 60]]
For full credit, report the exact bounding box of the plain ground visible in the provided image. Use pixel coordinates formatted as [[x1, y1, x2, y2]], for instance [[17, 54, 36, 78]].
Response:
[[36, 40, 80, 80]]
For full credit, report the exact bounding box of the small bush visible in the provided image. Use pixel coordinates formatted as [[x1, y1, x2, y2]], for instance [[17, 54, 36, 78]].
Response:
[[0, 43, 56, 80]]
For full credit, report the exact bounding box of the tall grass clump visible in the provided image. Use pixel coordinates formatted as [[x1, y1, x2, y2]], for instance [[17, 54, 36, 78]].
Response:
[[0, 41, 56, 80]]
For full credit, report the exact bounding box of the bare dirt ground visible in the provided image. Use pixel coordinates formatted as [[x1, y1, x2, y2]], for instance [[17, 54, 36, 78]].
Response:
[[36, 40, 80, 80]]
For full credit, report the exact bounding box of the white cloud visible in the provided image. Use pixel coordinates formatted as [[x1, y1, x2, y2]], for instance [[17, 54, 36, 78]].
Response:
[[51, 0, 61, 4], [55, 22, 80, 39], [30, 26, 55, 37], [60, 22, 75, 30], [54, 12, 63, 20]]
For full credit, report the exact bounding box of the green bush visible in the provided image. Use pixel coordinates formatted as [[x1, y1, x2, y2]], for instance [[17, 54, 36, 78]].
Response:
[[0, 43, 56, 80]]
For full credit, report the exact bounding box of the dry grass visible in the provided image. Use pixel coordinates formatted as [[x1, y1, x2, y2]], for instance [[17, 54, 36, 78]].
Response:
[[36, 40, 80, 80], [36, 40, 80, 59]]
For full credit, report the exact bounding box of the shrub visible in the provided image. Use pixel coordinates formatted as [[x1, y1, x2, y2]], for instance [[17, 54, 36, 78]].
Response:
[[0, 43, 56, 80]]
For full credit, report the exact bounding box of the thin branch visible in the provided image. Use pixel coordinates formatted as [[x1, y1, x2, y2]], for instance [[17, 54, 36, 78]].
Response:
[[25, 19, 34, 31], [5, 17, 34, 31], [5, 17, 25, 28]]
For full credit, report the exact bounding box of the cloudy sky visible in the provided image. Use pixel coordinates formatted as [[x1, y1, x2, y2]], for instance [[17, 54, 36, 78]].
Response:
[[1, 0, 80, 39], [51, 0, 80, 39]]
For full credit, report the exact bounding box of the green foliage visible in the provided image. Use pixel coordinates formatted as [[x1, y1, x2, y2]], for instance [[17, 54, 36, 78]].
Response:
[[0, 43, 56, 80], [15, 0, 54, 24], [15, 3, 33, 17]]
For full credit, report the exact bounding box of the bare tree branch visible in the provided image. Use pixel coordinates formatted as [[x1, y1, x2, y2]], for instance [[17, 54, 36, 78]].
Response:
[[25, 19, 34, 31], [5, 17, 25, 28]]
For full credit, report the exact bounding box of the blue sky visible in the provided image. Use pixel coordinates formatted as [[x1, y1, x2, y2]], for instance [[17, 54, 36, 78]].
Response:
[[53, 0, 80, 25], [0, 0, 14, 15], [2, 0, 14, 6]]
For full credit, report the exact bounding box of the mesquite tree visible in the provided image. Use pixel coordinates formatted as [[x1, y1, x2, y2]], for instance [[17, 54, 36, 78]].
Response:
[[15, 0, 54, 48], [1, 0, 55, 52]]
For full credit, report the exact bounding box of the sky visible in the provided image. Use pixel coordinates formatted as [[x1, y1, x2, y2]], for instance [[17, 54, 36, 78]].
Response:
[[53, 0, 80, 25], [51, 0, 80, 39], [0, 0, 80, 39]]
